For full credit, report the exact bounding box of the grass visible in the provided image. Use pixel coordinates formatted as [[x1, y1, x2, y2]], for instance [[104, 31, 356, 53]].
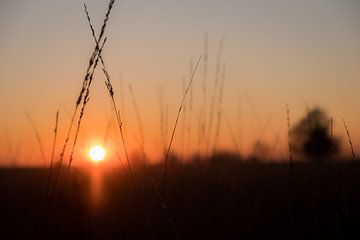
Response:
[[128, 84, 146, 162], [343, 119, 356, 161], [286, 104, 294, 178], [160, 55, 202, 184], [26, 113, 47, 164], [44, 111, 59, 204], [45, 0, 115, 217], [3, 1, 359, 240]]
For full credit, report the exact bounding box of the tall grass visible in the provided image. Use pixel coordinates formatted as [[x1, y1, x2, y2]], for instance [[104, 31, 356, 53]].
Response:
[[205, 36, 224, 157], [68, 37, 108, 169], [26, 112, 47, 164], [46, 111, 59, 199], [160, 55, 202, 184], [129, 84, 182, 238], [67, 0, 116, 171], [48, 0, 115, 203], [197, 34, 208, 155], [84, 1, 155, 234], [212, 62, 226, 152], [157, 86, 169, 155], [42, 111, 59, 224], [286, 104, 295, 230], [286, 105, 294, 177], [128, 84, 146, 160], [342, 119, 356, 161], [224, 112, 240, 156]]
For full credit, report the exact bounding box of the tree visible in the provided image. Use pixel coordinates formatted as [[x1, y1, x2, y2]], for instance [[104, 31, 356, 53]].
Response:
[[290, 107, 339, 160]]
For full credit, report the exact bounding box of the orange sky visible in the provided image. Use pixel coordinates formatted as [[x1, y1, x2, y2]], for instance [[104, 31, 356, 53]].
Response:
[[1, 0, 360, 166]]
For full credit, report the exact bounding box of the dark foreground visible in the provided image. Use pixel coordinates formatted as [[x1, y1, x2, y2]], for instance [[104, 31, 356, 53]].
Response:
[[1, 155, 360, 239]]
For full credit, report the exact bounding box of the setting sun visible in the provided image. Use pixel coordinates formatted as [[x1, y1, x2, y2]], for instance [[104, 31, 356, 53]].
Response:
[[89, 145, 106, 162]]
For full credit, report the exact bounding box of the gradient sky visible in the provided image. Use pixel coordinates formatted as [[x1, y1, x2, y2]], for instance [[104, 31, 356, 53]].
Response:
[[1, 0, 360, 165]]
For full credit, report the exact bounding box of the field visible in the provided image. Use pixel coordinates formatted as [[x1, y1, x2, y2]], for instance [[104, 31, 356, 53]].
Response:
[[1, 155, 360, 239], [2, 1, 360, 239]]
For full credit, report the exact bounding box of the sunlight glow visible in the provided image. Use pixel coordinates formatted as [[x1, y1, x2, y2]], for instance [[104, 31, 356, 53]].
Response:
[[89, 145, 106, 162]]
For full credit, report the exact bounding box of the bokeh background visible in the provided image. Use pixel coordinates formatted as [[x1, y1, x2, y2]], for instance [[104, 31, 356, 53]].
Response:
[[1, 0, 360, 166]]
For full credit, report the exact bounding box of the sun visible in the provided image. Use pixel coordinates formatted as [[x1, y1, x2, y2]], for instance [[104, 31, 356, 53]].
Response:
[[89, 145, 106, 162]]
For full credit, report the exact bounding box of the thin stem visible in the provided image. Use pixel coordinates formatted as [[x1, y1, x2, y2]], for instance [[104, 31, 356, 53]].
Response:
[[286, 104, 294, 177], [343, 119, 356, 161], [25, 113, 47, 164], [160, 55, 202, 183]]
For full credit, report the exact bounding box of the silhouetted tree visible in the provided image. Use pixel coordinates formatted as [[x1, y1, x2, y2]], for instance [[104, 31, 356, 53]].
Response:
[[290, 107, 339, 160]]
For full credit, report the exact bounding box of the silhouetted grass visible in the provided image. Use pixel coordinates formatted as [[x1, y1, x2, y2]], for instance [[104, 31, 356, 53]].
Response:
[[128, 84, 146, 160], [9, 2, 359, 240], [26, 112, 47, 164], [205, 36, 224, 157], [160, 55, 202, 184], [44, 111, 59, 210], [286, 105, 294, 178], [47, 0, 115, 216], [343, 119, 356, 161]]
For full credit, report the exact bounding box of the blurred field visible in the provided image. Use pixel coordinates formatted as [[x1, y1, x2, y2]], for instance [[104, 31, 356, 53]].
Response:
[[1, 154, 360, 239]]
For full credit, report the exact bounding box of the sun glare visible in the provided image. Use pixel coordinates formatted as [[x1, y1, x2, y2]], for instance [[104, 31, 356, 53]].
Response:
[[89, 145, 106, 162]]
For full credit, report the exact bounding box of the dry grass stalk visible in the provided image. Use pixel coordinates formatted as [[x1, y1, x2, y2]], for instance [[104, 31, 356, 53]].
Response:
[[160, 54, 202, 183], [129, 84, 180, 238], [42, 111, 59, 223], [68, 37, 108, 169], [186, 61, 194, 156], [67, 0, 115, 170], [128, 84, 146, 159], [46, 111, 59, 198], [286, 104, 296, 236], [237, 94, 243, 153], [286, 104, 294, 177], [213, 62, 226, 152], [96, 28, 178, 235], [224, 113, 240, 155], [343, 119, 356, 161], [26, 112, 47, 164], [180, 76, 187, 160], [127, 83, 182, 238], [205, 35, 224, 156], [198, 34, 208, 154], [103, 77, 155, 238], [102, 45, 160, 240], [86, 4, 155, 233], [50, 0, 115, 198], [330, 117, 333, 139], [157, 86, 167, 152], [82, 8, 152, 231]]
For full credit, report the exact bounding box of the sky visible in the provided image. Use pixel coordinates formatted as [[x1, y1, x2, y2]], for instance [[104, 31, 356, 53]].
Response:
[[1, 0, 360, 166]]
